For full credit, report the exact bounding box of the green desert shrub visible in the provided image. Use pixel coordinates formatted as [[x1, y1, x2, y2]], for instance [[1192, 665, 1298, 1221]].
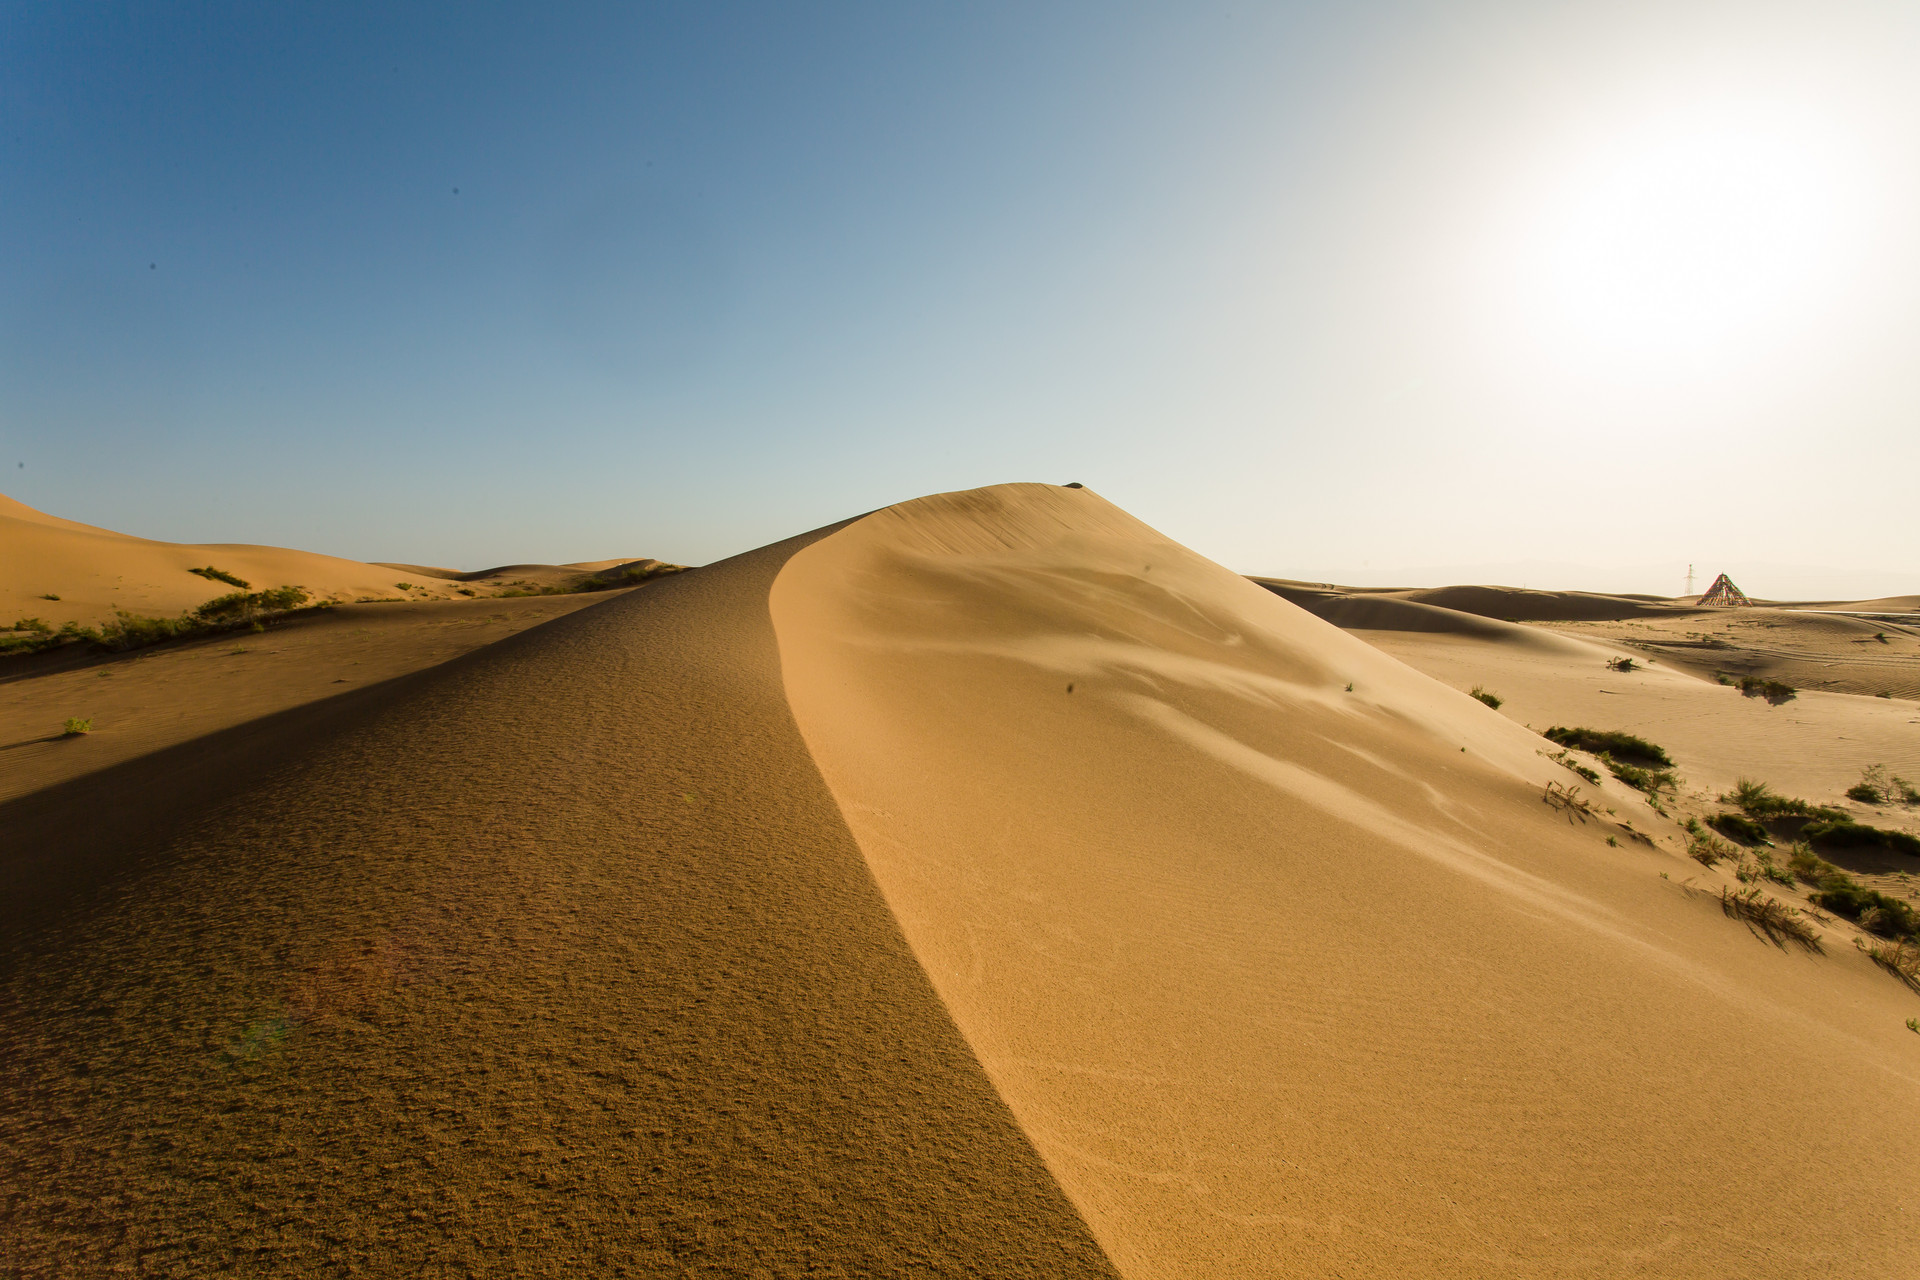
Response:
[[1542, 727, 1672, 767], [188, 565, 250, 589], [1800, 817, 1920, 858], [61, 717, 92, 736], [1738, 675, 1797, 704], [1707, 812, 1770, 845], [1470, 686, 1503, 710]]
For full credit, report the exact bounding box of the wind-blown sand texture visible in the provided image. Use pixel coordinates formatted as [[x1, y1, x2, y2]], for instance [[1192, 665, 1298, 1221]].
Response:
[[1, 525, 1113, 1277], [773, 485, 1920, 1278], [5, 482, 1918, 1277]]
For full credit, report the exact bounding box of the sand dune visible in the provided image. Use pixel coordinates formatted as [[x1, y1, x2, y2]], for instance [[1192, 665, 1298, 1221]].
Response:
[[775, 484, 1920, 1278], [0, 523, 1112, 1276], [0, 493, 643, 626], [7, 481, 1919, 1276]]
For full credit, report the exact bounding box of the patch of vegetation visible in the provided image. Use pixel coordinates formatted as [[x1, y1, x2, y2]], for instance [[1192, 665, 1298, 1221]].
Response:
[[1605, 656, 1637, 672], [1738, 675, 1797, 705], [189, 565, 250, 589], [1707, 811, 1771, 845], [1800, 817, 1920, 858], [61, 717, 92, 736], [1870, 940, 1920, 992], [578, 561, 691, 592], [1470, 685, 1503, 710], [1541, 727, 1672, 767], [1720, 778, 1846, 823], [1845, 764, 1920, 806], [1719, 886, 1821, 949], [40, 593, 59, 601], [1546, 748, 1600, 784], [1596, 753, 1678, 798], [1685, 819, 1734, 868], [2, 588, 317, 660], [1789, 845, 1920, 939], [1542, 781, 1596, 823]]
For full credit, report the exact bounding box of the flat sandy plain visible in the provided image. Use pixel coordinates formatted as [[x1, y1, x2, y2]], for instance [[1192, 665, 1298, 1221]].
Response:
[[3, 484, 1917, 1277]]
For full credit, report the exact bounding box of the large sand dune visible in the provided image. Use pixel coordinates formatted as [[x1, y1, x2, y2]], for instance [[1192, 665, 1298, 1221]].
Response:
[[0, 523, 1113, 1277], [774, 484, 1920, 1278], [6, 482, 1918, 1277]]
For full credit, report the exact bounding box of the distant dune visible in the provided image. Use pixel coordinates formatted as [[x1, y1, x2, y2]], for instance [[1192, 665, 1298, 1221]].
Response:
[[4, 483, 1917, 1276], [0, 492, 647, 626]]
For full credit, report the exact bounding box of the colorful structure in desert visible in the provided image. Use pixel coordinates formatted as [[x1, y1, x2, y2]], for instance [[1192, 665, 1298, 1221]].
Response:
[[1698, 573, 1752, 607]]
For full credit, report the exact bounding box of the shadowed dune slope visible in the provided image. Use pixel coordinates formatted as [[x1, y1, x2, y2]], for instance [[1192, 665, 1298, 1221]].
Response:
[[0, 527, 1116, 1277], [773, 483, 1920, 1280]]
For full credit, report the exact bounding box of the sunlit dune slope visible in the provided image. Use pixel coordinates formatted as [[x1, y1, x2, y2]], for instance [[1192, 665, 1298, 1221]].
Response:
[[773, 483, 1920, 1280], [0, 493, 643, 625], [0, 526, 1113, 1277]]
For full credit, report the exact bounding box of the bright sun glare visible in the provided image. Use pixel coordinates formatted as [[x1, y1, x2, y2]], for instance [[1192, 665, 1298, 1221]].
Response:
[[1488, 100, 1874, 382]]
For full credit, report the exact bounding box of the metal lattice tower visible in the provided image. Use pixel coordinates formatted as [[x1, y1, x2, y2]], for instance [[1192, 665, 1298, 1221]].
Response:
[[1697, 573, 1751, 607]]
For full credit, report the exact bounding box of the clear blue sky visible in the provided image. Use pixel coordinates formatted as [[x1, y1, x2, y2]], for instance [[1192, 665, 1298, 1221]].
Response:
[[5, 1, 1917, 596]]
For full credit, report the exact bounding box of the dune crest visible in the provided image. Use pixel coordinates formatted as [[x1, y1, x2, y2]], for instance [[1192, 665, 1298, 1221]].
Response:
[[773, 483, 1920, 1279]]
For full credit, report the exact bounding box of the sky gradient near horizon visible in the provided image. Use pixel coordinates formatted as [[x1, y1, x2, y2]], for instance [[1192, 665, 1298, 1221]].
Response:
[[5, 1, 1917, 598]]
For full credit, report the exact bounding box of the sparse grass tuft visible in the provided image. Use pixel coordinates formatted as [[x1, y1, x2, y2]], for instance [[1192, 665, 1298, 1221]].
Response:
[[1720, 886, 1821, 949], [1685, 819, 1734, 868], [1545, 749, 1600, 784], [1541, 727, 1672, 767], [61, 717, 92, 736], [40, 592, 59, 601], [1867, 939, 1920, 991], [1542, 781, 1596, 822], [1470, 685, 1503, 710], [1605, 656, 1637, 672], [189, 565, 250, 589]]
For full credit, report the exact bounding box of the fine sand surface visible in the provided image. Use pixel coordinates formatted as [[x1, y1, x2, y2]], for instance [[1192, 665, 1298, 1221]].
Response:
[[1, 527, 1114, 1277], [773, 484, 1920, 1279], [0, 595, 609, 805], [8, 481, 1919, 1277], [1, 492, 644, 627]]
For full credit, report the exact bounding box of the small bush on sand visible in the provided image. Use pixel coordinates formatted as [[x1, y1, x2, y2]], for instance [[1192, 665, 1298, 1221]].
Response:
[[1470, 686, 1503, 710], [62, 717, 92, 736], [1596, 753, 1678, 797], [1720, 886, 1821, 949], [1542, 727, 1672, 767], [188, 565, 250, 589], [1708, 812, 1771, 845], [1738, 675, 1797, 705], [1847, 764, 1890, 804], [1605, 656, 1638, 672]]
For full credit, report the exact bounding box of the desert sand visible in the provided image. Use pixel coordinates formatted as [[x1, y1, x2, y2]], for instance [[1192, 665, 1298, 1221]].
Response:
[[4, 482, 1918, 1277], [0, 492, 654, 627]]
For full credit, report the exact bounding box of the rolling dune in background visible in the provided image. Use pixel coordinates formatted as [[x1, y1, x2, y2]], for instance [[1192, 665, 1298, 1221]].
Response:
[[0, 493, 641, 625], [773, 483, 1920, 1279]]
